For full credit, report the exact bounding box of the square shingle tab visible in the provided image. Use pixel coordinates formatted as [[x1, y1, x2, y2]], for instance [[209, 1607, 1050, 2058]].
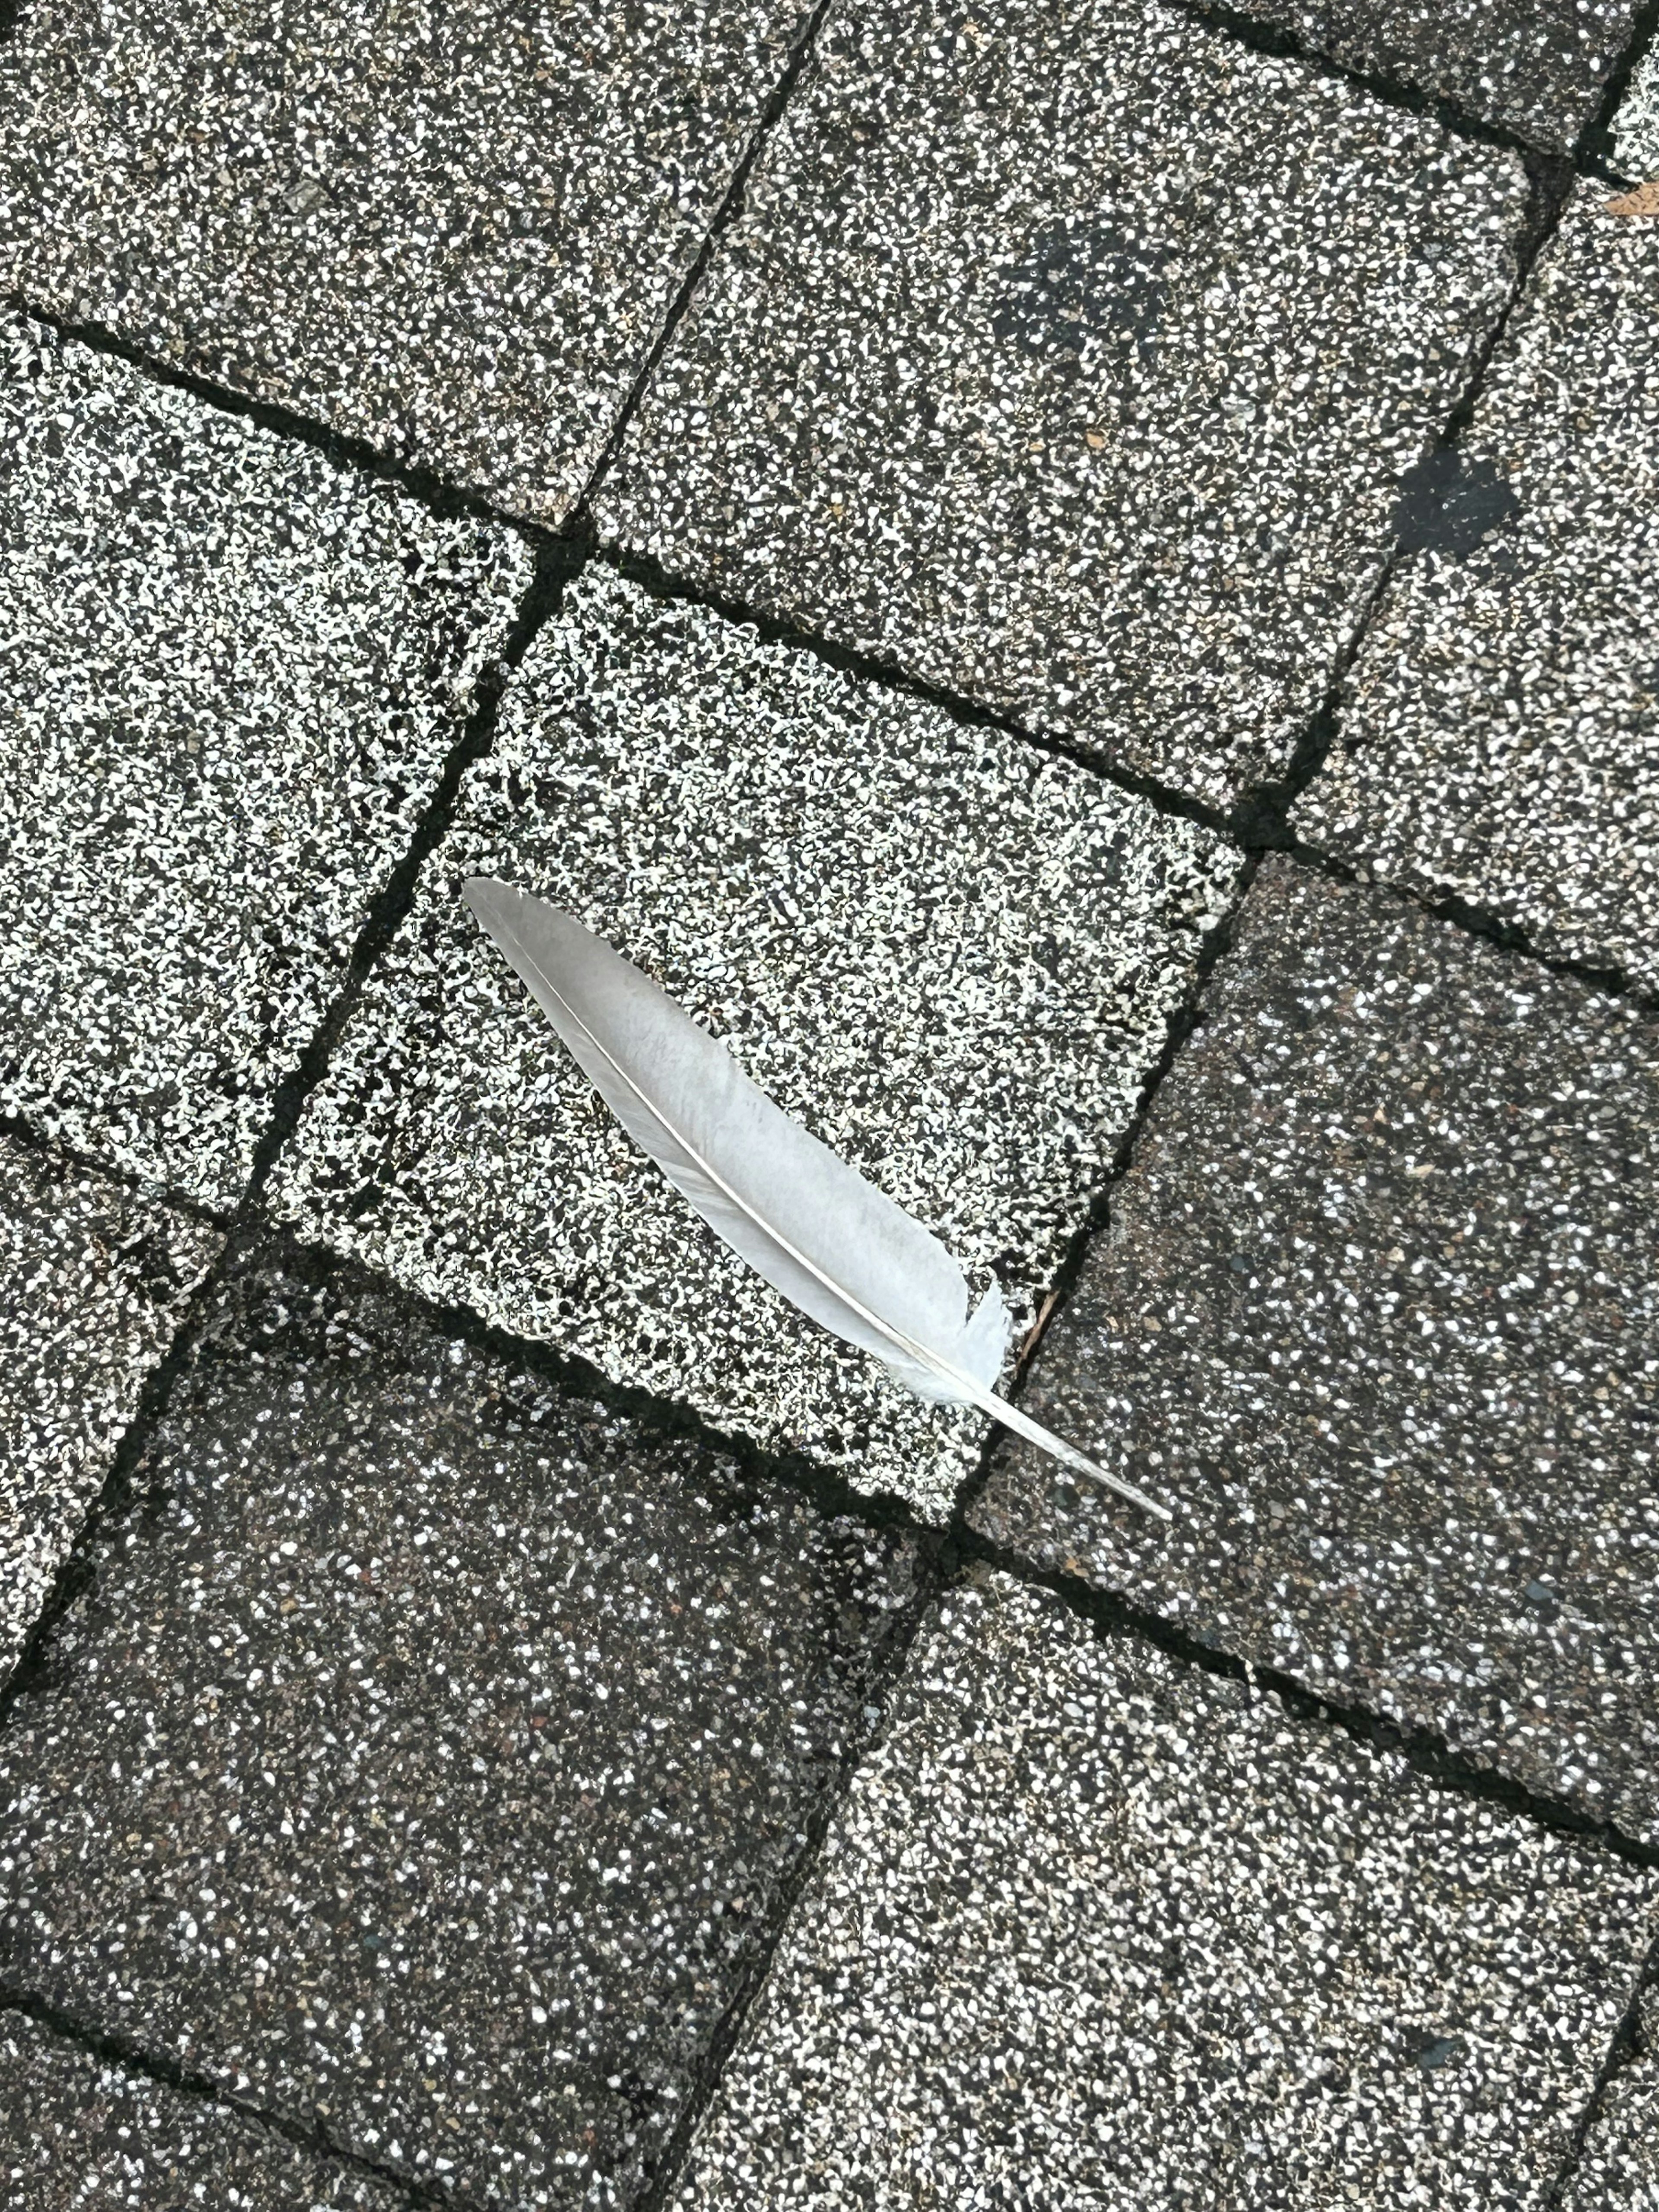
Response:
[[0, 2013, 402, 2211], [0, 1249, 920, 2206], [680, 1574, 1656, 2211], [973, 860, 1659, 1845], [269, 566, 1238, 1516], [595, 0, 1527, 811], [0, 0, 807, 518], [1225, 0, 1643, 150], [0, 1131, 219, 1682], [0, 315, 531, 1209], [1295, 188, 1659, 992]]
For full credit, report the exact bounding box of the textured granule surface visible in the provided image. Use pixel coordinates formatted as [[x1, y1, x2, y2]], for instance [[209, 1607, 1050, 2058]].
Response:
[[596, 0, 1527, 810], [1614, 45, 1659, 174], [0, 1247, 920, 2206], [268, 564, 1238, 1516], [0, 0, 1656, 2198], [0, 0, 806, 517], [0, 314, 531, 1209], [1558, 1992, 1659, 2210], [0, 1132, 219, 1682], [680, 1574, 1656, 2211], [1296, 188, 1659, 991], [972, 859, 1659, 1843], [0, 2012, 403, 2210], [1222, 0, 1644, 148]]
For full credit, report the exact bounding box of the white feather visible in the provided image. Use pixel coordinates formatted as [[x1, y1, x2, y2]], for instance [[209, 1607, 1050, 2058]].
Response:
[[464, 879, 1170, 1520]]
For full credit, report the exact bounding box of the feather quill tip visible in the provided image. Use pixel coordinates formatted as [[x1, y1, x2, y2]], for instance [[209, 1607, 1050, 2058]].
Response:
[[987, 1395, 1174, 1521], [1055, 1449, 1173, 1524]]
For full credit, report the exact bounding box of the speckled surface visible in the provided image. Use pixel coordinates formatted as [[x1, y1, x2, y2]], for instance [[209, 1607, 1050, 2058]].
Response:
[[1224, 0, 1642, 148], [0, 2011, 403, 2211], [680, 1573, 1656, 2211], [972, 860, 1659, 1844], [1295, 189, 1659, 990], [1, 0, 1653, 2185], [596, 0, 1527, 812], [0, 1246, 920, 2207], [0, 0, 804, 520], [1615, 44, 1659, 173], [268, 566, 1236, 1516], [1560, 1991, 1659, 2211], [0, 1132, 219, 1686], [0, 315, 531, 1208]]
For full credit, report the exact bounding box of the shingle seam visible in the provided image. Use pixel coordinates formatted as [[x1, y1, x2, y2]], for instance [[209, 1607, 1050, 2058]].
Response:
[[0, 1112, 228, 1232], [228, 1220, 944, 1543], [957, 1529, 1659, 1875], [0, 1985, 439, 2209], [0, 1195, 228, 1737], [1542, 1934, 1659, 2208], [1578, 0, 1659, 170], [0, 168, 1605, 941], [1235, 149, 1580, 840], [643, 1520, 1659, 2205], [1281, 838, 1659, 1017], [575, 0, 839, 522], [943, 859, 1266, 1446], [632, 1511, 945, 2212], [554, 546, 1659, 1026], [1164, 0, 1636, 171], [1, 293, 565, 537], [237, 534, 580, 1211], [592, 539, 1236, 840]]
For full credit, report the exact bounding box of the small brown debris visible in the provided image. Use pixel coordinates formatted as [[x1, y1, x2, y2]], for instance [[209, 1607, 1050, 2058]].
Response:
[[1605, 181, 1659, 217], [1020, 1287, 1063, 1360]]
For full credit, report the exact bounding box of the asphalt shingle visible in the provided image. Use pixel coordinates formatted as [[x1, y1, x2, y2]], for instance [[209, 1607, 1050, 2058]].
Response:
[[0, 0, 806, 518], [1294, 187, 1659, 991], [596, 0, 1528, 811], [680, 1573, 1656, 2211], [0, 1132, 219, 1684], [0, 315, 530, 1209], [1614, 45, 1659, 173], [0, 1247, 920, 2207], [1223, 0, 1643, 149], [268, 565, 1236, 1517], [1560, 1992, 1659, 2212], [0, 2012, 402, 2211], [972, 859, 1659, 1844]]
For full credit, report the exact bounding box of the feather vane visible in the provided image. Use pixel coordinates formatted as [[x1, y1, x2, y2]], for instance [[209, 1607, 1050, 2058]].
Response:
[[465, 878, 1170, 1520]]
